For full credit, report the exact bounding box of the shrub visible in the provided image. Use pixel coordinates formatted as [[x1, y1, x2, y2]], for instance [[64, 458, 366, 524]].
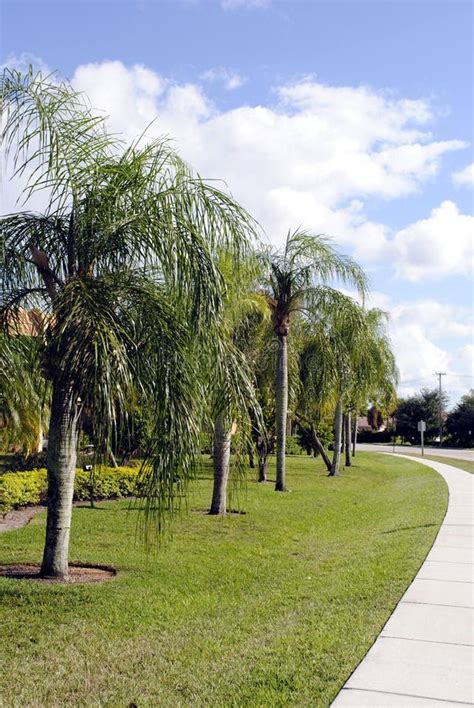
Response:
[[0, 465, 141, 515], [0, 469, 48, 513], [356, 430, 396, 444], [285, 435, 305, 455], [74, 466, 140, 501]]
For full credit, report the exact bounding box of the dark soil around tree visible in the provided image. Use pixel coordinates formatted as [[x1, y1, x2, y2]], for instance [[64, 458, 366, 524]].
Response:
[[0, 563, 116, 584]]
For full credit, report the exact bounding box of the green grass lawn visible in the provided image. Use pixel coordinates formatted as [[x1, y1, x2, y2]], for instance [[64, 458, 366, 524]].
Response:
[[0, 453, 447, 707]]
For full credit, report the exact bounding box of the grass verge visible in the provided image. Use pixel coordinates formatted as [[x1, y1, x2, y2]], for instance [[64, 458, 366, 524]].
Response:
[[0, 453, 447, 706]]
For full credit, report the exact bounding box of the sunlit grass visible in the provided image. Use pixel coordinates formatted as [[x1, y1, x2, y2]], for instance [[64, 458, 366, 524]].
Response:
[[0, 453, 447, 706]]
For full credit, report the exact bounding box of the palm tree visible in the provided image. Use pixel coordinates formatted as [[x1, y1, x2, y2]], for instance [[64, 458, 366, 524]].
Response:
[[1, 67, 257, 578], [344, 309, 398, 462], [261, 230, 367, 491], [296, 332, 336, 472], [325, 306, 397, 476], [207, 255, 267, 515]]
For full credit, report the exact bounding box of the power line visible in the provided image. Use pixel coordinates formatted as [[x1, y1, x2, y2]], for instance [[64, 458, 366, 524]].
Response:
[[398, 373, 474, 385]]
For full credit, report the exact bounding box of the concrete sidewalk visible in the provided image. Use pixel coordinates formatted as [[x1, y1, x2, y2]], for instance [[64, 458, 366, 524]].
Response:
[[332, 455, 474, 707], [357, 444, 474, 462]]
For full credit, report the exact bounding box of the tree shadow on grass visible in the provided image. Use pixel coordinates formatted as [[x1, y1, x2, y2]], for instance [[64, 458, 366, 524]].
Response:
[[382, 522, 437, 534]]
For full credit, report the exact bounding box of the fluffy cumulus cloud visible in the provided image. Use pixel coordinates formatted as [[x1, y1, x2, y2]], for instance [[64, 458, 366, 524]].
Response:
[[3, 57, 473, 403], [70, 62, 467, 265], [200, 67, 246, 90], [4, 58, 472, 284], [390, 201, 474, 281], [452, 162, 474, 187], [385, 301, 473, 401]]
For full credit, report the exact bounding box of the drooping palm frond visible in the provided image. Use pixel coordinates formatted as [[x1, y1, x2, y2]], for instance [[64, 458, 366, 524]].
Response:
[[0, 332, 48, 454], [346, 308, 399, 411], [300, 298, 398, 420], [1, 67, 260, 542], [1, 66, 118, 210]]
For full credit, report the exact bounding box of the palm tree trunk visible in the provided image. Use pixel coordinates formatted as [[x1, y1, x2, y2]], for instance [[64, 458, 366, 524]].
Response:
[[352, 416, 358, 457], [275, 335, 288, 491], [209, 411, 231, 515], [40, 380, 80, 579], [248, 444, 255, 469], [258, 455, 267, 482], [345, 411, 352, 467], [330, 396, 343, 476], [311, 426, 331, 472], [36, 407, 43, 453], [256, 436, 267, 482]]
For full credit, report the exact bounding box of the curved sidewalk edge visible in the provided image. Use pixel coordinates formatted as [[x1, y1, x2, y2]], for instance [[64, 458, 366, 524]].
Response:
[[332, 454, 474, 707]]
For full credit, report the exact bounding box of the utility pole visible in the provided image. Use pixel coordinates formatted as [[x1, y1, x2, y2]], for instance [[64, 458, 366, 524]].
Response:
[[434, 372, 446, 447]]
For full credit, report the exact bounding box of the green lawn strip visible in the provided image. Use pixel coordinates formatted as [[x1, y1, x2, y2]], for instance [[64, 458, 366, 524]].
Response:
[[0, 453, 447, 706]]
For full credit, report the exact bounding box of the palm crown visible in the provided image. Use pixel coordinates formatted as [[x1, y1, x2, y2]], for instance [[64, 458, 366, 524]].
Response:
[[1, 67, 258, 575]]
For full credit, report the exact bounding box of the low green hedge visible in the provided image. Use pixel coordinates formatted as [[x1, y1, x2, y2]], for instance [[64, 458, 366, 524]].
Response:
[[0, 470, 48, 513], [0, 466, 140, 515]]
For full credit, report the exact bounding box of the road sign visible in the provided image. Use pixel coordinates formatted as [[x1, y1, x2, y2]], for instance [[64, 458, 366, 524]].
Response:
[[417, 421, 426, 455]]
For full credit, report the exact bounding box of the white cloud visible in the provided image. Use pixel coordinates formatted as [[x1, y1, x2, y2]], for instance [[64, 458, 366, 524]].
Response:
[[391, 323, 450, 396], [452, 162, 474, 187], [1, 52, 51, 74], [200, 67, 246, 90], [390, 201, 474, 281], [3, 59, 470, 285], [69, 64, 465, 246], [391, 300, 472, 340], [73, 61, 169, 137], [388, 305, 473, 403], [2, 57, 472, 404]]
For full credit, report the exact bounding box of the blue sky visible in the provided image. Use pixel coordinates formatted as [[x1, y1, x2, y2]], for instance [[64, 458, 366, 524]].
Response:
[[2, 0, 473, 403]]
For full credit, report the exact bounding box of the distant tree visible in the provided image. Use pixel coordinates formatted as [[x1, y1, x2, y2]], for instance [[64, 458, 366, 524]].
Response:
[[445, 391, 474, 448], [395, 388, 449, 443], [261, 230, 367, 491], [367, 406, 384, 431]]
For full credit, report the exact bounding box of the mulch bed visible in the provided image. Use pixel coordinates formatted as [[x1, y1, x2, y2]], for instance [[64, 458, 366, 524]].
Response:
[[0, 506, 43, 533], [0, 563, 116, 584]]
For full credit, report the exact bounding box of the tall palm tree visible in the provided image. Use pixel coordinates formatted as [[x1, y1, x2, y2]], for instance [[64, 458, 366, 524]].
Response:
[[319, 305, 397, 476], [1, 67, 257, 578], [296, 331, 336, 472], [261, 230, 368, 491], [295, 293, 366, 475]]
